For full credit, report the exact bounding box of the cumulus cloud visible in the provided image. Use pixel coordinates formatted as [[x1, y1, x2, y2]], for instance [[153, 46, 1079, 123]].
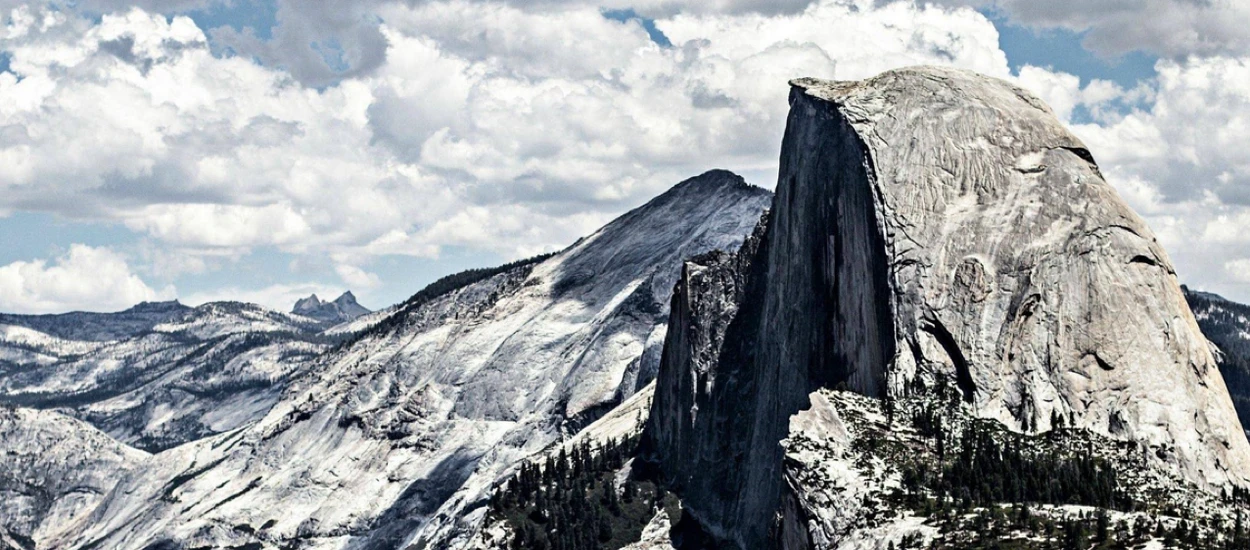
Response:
[[197, 0, 825, 88], [0, 6, 437, 252], [182, 282, 345, 311], [1012, 65, 1141, 122], [934, 0, 1250, 58], [374, 0, 1009, 210], [0, 0, 1010, 263], [124, 203, 313, 248], [1227, 259, 1250, 284], [334, 263, 380, 289], [2, 0, 1249, 308], [208, 0, 388, 88], [0, 244, 173, 313]]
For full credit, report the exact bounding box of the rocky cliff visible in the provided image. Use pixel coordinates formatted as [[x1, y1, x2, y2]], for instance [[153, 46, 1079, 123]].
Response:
[[644, 66, 1250, 549]]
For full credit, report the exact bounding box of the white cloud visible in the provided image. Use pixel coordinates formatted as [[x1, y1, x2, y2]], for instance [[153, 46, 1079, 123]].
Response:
[[1067, 57, 1250, 209], [658, 0, 1008, 81], [182, 282, 343, 312], [1228, 259, 1250, 284], [934, 0, 1250, 58], [0, 6, 436, 255], [377, 0, 1010, 210], [0, 0, 1010, 266], [124, 203, 313, 248], [1012, 65, 1133, 122], [2, 0, 1247, 308], [207, 0, 388, 88], [0, 244, 173, 313], [334, 263, 380, 289], [138, 243, 245, 280]]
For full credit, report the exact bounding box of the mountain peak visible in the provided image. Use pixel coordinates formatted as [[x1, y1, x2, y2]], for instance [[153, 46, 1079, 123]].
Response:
[[661, 169, 766, 202], [646, 66, 1250, 547], [291, 291, 369, 324], [125, 300, 187, 314], [292, 294, 323, 314]]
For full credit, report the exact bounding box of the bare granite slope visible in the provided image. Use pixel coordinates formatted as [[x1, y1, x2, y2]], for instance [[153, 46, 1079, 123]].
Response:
[[47, 171, 770, 550]]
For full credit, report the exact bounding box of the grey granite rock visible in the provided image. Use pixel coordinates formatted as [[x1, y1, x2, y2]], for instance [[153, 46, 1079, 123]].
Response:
[[645, 66, 1250, 549], [795, 66, 1250, 486]]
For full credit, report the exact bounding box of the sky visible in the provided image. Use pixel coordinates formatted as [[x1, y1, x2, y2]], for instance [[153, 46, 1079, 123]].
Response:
[[0, 0, 1249, 313]]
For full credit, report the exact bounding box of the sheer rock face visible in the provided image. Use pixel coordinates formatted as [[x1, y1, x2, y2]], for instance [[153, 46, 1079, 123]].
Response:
[[645, 66, 1250, 549]]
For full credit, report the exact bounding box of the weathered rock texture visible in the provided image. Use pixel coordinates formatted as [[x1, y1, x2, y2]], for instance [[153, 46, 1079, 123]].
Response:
[[0, 407, 146, 547], [645, 66, 1250, 549]]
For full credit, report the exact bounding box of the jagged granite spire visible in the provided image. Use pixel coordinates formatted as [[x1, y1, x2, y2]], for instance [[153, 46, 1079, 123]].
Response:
[[292, 293, 323, 313], [291, 291, 370, 324]]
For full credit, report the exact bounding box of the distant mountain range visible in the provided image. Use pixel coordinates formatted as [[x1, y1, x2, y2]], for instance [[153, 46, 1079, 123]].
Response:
[[0, 299, 333, 452], [1184, 286, 1250, 437], [0, 291, 374, 453]]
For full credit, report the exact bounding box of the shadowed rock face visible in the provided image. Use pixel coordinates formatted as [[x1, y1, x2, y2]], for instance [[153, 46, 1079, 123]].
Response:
[[645, 66, 1250, 549]]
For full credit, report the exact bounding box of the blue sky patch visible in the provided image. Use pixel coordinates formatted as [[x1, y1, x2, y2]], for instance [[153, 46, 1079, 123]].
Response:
[[603, 9, 672, 47], [0, 213, 135, 264], [174, 245, 509, 310], [184, 0, 278, 41], [991, 13, 1158, 90], [0, 210, 517, 310]]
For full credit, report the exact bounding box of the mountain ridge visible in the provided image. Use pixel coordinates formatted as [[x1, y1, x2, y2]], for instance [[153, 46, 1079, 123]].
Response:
[[35, 169, 772, 550], [0, 299, 331, 452]]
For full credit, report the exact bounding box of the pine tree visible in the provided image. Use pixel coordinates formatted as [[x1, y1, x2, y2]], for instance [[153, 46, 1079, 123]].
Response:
[[1095, 508, 1110, 542]]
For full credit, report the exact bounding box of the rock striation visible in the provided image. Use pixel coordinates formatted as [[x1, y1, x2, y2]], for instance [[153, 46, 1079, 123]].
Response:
[[0, 407, 146, 547], [644, 66, 1250, 549]]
